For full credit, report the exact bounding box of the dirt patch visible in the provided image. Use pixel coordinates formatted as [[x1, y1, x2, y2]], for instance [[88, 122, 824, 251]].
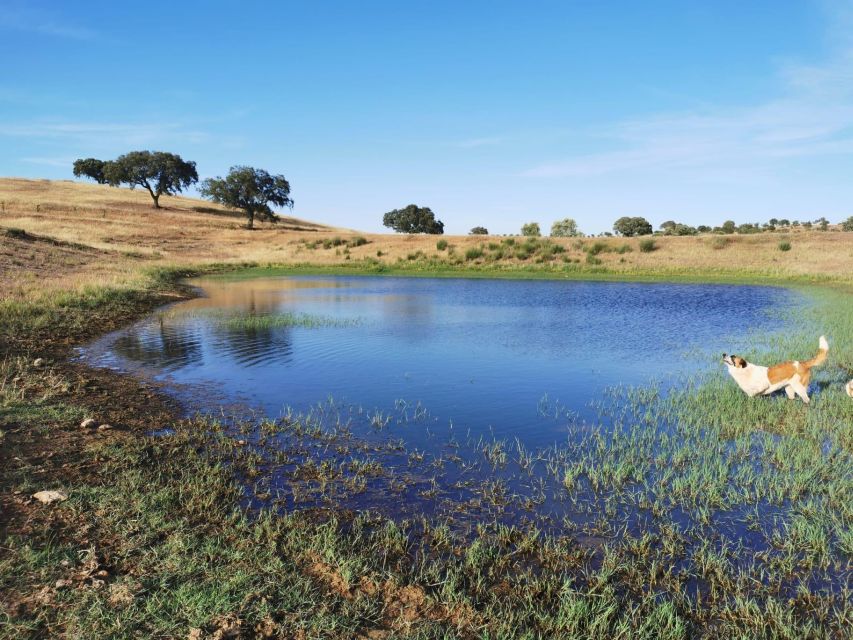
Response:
[[304, 553, 353, 600]]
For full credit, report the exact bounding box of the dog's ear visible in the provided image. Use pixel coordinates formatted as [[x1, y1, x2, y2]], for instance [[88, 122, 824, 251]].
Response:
[[733, 356, 747, 368]]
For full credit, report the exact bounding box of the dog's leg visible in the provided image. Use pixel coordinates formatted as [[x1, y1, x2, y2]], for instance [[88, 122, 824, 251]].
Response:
[[784, 386, 796, 400], [791, 380, 810, 404]]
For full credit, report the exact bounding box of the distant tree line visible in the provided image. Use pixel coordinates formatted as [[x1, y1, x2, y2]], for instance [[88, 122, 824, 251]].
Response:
[[74, 154, 852, 235]]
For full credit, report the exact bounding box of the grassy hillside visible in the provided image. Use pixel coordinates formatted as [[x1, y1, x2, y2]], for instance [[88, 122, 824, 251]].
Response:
[[1, 179, 852, 305]]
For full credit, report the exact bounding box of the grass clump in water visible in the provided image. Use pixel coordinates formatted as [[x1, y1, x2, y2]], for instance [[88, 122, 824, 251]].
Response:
[[218, 312, 360, 330]]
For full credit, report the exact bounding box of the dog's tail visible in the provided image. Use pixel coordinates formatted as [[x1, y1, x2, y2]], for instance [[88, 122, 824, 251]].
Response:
[[803, 335, 829, 369]]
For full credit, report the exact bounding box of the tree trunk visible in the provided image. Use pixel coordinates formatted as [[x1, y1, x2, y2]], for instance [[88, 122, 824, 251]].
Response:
[[246, 209, 254, 229], [144, 184, 160, 208]]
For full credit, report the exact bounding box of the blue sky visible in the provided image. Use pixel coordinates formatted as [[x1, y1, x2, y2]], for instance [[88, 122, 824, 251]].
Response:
[[2, 1, 852, 234]]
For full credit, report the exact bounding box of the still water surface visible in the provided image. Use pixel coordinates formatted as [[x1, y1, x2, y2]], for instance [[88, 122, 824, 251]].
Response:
[[82, 275, 795, 448]]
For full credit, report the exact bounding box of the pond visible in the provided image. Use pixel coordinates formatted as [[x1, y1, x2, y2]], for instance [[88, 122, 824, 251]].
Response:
[[80, 274, 852, 615], [82, 275, 795, 450]]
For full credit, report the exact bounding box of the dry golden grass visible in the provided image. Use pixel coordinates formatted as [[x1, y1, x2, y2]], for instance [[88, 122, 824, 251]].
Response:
[[1, 178, 852, 302]]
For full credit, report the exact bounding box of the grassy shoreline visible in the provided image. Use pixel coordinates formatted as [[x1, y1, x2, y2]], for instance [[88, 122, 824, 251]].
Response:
[[201, 260, 853, 287], [2, 258, 852, 638]]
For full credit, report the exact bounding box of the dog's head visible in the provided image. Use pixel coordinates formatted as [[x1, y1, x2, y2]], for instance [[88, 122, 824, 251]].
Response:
[[722, 353, 748, 369]]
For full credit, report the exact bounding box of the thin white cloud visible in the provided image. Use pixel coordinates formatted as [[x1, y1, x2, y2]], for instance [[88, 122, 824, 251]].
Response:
[[0, 120, 210, 146], [20, 156, 76, 167], [522, 33, 853, 179]]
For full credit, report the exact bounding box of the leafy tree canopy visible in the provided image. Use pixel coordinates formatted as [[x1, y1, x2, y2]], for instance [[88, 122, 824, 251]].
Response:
[[72, 158, 108, 184], [382, 205, 444, 234], [550, 218, 581, 237], [842, 216, 853, 232], [521, 222, 541, 237], [660, 221, 697, 236], [612, 216, 652, 237], [469, 226, 489, 235], [200, 166, 293, 229], [720, 220, 736, 234], [103, 151, 198, 208]]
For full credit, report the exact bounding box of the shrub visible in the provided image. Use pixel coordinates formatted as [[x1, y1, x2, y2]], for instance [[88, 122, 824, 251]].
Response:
[[616, 244, 632, 254], [323, 237, 346, 249], [710, 236, 731, 250], [521, 222, 541, 237], [469, 226, 489, 235], [465, 247, 484, 261], [842, 216, 853, 232], [436, 239, 448, 251], [639, 239, 657, 253], [586, 241, 608, 256], [550, 218, 581, 237], [736, 223, 760, 234], [534, 241, 564, 261], [778, 240, 792, 252], [383, 204, 444, 234], [613, 216, 653, 237], [585, 253, 602, 265], [515, 247, 532, 261], [348, 236, 369, 247], [4, 228, 29, 240]]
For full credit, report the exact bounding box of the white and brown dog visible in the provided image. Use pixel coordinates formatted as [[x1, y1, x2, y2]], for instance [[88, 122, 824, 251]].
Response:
[[722, 336, 828, 404]]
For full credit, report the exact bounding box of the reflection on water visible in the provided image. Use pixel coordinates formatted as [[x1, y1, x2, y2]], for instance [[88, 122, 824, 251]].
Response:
[[82, 275, 795, 448]]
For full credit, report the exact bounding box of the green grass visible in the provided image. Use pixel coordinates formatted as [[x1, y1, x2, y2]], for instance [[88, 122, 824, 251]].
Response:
[[3, 256, 853, 637], [209, 311, 360, 330], [207, 259, 853, 287]]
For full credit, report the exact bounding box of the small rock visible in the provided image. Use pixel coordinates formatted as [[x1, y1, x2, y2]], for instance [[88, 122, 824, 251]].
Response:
[[32, 490, 68, 504], [236, 439, 247, 446], [846, 380, 853, 398], [32, 358, 45, 367], [80, 418, 98, 429], [188, 629, 203, 640], [97, 423, 114, 431], [55, 579, 71, 589]]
